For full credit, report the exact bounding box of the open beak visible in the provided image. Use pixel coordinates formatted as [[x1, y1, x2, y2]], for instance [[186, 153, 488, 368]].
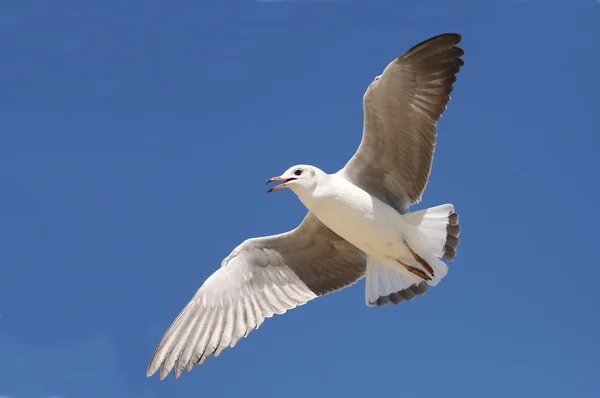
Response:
[[265, 176, 295, 193]]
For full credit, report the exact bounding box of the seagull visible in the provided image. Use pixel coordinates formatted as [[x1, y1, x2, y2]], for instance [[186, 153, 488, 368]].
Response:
[[147, 33, 464, 380]]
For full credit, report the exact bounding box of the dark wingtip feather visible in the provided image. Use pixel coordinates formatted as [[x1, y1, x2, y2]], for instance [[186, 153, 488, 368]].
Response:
[[402, 33, 463, 59]]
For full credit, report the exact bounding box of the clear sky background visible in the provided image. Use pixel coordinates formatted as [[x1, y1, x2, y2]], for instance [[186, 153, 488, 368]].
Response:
[[1, 1, 599, 397]]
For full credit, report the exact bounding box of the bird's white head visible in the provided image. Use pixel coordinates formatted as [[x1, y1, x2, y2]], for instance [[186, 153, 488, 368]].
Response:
[[265, 164, 325, 195]]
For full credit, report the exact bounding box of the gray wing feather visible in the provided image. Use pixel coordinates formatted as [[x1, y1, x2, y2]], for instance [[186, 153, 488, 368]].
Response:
[[340, 33, 465, 213], [146, 212, 365, 380]]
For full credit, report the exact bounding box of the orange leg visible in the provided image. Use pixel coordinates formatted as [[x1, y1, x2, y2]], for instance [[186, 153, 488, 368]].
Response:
[[404, 240, 435, 277], [394, 259, 432, 281]]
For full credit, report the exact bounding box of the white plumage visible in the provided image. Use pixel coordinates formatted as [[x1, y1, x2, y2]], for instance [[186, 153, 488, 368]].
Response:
[[147, 33, 464, 380], [285, 169, 454, 306]]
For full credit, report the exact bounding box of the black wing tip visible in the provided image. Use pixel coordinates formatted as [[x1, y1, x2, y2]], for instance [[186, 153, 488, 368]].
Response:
[[438, 32, 462, 43], [403, 33, 464, 59]]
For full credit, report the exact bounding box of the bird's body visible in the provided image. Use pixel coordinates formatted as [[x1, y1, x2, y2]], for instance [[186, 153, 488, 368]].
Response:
[[147, 33, 465, 380], [295, 172, 414, 264], [292, 170, 451, 303]]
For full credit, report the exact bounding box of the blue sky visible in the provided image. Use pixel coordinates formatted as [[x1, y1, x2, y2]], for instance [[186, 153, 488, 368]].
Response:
[[1, 1, 599, 397]]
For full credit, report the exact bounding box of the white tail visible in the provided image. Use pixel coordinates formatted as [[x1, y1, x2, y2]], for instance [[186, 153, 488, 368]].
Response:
[[403, 203, 460, 286], [364, 204, 460, 307], [365, 255, 429, 307]]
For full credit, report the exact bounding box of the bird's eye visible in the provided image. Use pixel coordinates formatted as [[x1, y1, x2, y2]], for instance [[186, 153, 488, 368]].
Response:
[[294, 169, 302, 176]]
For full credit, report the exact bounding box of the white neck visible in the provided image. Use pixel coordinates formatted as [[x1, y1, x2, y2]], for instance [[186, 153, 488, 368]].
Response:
[[289, 172, 336, 211]]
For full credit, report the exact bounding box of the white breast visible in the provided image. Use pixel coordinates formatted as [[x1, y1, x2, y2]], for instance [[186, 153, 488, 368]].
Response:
[[297, 175, 410, 257]]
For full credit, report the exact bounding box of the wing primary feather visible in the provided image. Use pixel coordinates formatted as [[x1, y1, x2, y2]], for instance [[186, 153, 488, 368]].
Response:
[[148, 212, 367, 379]]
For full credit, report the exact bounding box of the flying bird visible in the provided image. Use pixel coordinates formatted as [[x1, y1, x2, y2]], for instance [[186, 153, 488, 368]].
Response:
[[147, 33, 464, 380]]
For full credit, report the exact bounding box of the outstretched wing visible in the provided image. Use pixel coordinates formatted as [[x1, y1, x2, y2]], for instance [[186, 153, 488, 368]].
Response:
[[146, 212, 366, 380], [340, 33, 465, 213]]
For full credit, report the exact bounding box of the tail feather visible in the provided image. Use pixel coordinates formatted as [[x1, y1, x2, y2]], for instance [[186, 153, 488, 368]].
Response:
[[365, 255, 429, 307], [364, 204, 460, 307], [404, 204, 461, 262], [443, 212, 460, 261]]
